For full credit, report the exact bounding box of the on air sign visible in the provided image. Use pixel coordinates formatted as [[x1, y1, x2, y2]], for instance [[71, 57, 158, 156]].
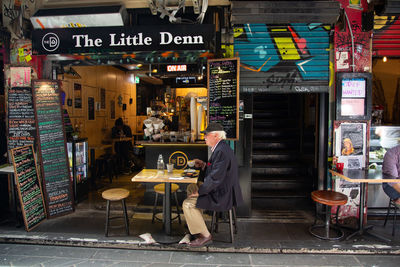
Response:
[[167, 65, 187, 72], [32, 25, 215, 55]]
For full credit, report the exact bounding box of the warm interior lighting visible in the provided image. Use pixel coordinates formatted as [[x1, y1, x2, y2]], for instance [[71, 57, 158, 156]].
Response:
[[383, 56, 387, 62]]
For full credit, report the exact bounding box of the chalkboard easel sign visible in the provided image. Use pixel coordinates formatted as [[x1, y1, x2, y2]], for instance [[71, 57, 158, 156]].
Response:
[[33, 80, 74, 218], [207, 58, 240, 140], [11, 145, 46, 231]]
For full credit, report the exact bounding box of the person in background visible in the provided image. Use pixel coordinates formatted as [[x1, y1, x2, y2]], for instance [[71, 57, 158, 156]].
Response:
[[382, 144, 400, 206], [112, 118, 134, 174], [341, 138, 354, 156], [182, 122, 243, 247]]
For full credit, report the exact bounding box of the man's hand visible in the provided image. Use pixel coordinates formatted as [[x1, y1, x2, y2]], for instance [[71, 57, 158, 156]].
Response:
[[194, 159, 206, 170], [188, 192, 199, 198]]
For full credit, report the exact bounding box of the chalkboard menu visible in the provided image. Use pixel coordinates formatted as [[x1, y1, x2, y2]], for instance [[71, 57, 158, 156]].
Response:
[[11, 145, 46, 231], [207, 58, 240, 140], [33, 80, 74, 217], [7, 87, 37, 151]]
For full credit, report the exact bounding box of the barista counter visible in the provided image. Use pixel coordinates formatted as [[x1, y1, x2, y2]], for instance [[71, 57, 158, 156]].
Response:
[[136, 141, 208, 169], [135, 141, 208, 205]]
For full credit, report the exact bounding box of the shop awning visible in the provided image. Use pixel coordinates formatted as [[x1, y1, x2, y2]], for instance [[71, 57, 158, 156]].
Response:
[[231, 1, 341, 24]]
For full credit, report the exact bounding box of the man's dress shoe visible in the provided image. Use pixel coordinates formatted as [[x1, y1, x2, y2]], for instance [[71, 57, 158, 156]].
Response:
[[189, 234, 212, 247]]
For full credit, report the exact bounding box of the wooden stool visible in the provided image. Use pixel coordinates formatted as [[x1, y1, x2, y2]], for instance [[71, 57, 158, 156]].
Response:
[[383, 199, 399, 236], [210, 207, 238, 243], [152, 183, 181, 224], [309, 190, 348, 240], [102, 188, 130, 237]]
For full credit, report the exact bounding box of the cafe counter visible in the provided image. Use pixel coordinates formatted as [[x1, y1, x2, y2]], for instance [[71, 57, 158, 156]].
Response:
[[136, 141, 208, 169]]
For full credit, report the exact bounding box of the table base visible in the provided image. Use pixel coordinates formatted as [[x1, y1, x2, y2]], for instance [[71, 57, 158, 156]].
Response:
[[345, 225, 392, 243]]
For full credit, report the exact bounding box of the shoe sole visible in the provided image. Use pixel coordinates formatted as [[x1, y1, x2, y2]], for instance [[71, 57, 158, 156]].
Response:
[[189, 239, 212, 247]]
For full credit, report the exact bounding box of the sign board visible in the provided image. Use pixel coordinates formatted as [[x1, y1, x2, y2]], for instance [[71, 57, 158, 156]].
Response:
[[336, 73, 372, 120], [207, 58, 240, 140], [11, 145, 46, 231], [32, 25, 215, 55], [7, 86, 37, 151], [33, 80, 74, 217]]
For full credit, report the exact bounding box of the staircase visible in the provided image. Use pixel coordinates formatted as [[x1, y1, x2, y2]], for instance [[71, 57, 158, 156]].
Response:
[[251, 94, 315, 214]]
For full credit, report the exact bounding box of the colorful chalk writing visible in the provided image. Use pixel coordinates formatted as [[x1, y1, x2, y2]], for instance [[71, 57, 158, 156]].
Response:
[[11, 145, 46, 231], [207, 58, 239, 140], [33, 80, 74, 217]]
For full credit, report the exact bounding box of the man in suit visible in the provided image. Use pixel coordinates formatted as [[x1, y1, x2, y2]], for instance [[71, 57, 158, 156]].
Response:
[[182, 122, 243, 247]]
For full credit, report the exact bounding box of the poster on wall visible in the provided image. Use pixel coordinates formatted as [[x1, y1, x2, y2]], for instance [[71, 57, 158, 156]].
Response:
[[10, 67, 31, 87], [74, 83, 82, 109], [334, 121, 369, 169]]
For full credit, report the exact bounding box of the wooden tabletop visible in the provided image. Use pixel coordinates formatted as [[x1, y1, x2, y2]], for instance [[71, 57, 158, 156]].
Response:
[[329, 168, 400, 183], [131, 169, 198, 183]]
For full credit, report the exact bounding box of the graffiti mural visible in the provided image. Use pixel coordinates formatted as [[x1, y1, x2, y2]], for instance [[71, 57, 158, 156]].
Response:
[[234, 23, 331, 93], [373, 15, 400, 57]]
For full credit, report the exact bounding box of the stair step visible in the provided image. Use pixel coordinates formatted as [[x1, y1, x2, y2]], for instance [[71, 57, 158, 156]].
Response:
[[253, 129, 300, 139], [251, 180, 312, 191], [252, 153, 300, 162], [253, 119, 298, 129], [252, 190, 310, 198], [252, 167, 308, 176], [252, 198, 313, 211]]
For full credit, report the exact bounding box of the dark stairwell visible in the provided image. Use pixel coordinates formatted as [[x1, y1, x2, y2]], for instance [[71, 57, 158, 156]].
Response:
[[251, 93, 316, 220]]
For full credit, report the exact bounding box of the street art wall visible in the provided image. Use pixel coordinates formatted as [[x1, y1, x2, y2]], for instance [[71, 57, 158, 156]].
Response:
[[234, 23, 332, 93], [373, 15, 400, 57]]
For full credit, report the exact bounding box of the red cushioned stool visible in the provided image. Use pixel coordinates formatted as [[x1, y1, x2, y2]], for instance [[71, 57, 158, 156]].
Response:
[[309, 190, 348, 241]]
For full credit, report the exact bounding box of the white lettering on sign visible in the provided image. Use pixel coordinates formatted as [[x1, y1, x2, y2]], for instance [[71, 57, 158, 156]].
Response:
[[72, 35, 102, 47], [109, 33, 152, 46], [167, 65, 187, 72], [342, 78, 366, 98], [160, 32, 204, 45]]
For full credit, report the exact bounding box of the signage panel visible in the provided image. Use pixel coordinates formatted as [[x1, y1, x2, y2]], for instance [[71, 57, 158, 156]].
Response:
[[32, 25, 215, 55]]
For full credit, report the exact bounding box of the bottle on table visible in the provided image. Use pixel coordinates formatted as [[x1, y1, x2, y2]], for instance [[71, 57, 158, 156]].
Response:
[[157, 154, 164, 173]]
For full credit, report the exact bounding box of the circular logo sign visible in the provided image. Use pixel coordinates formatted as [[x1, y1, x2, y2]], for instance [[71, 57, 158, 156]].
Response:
[[168, 151, 189, 169], [42, 33, 60, 52]]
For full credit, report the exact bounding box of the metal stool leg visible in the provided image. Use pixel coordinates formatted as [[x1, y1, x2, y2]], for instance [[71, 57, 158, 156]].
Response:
[[229, 209, 234, 243], [173, 192, 181, 224], [122, 199, 129, 235], [384, 199, 392, 227], [105, 200, 110, 237], [152, 193, 159, 223]]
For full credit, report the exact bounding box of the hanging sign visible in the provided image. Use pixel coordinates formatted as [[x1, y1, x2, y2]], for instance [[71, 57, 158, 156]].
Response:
[[32, 25, 215, 55]]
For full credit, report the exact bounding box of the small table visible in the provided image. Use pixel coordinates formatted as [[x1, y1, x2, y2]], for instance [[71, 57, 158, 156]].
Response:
[[330, 168, 399, 242], [131, 169, 198, 235], [0, 164, 19, 226], [111, 137, 133, 154]]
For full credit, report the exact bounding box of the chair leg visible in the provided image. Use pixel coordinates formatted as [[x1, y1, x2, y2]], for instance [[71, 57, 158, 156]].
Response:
[[152, 193, 159, 223], [174, 192, 181, 224], [325, 205, 332, 238], [232, 207, 238, 234], [229, 209, 234, 243], [105, 200, 110, 237], [215, 212, 219, 233], [122, 199, 129, 235], [211, 211, 216, 233], [393, 203, 397, 237], [384, 199, 392, 227]]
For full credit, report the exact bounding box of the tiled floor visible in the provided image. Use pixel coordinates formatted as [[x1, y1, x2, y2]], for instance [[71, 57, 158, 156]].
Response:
[[0, 172, 399, 254]]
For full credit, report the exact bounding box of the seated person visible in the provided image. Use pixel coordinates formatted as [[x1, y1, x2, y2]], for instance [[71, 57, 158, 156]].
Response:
[[112, 118, 134, 173], [382, 144, 400, 206]]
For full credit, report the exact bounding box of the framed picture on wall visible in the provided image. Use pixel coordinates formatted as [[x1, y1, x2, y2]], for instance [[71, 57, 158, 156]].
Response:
[[100, 88, 106, 109], [110, 100, 115, 119], [74, 83, 82, 109], [336, 73, 372, 120], [333, 120, 370, 169]]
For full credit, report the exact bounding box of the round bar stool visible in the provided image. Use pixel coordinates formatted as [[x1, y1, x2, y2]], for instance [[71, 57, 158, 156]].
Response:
[[152, 183, 181, 224], [309, 190, 348, 241], [210, 207, 238, 243], [102, 188, 130, 237]]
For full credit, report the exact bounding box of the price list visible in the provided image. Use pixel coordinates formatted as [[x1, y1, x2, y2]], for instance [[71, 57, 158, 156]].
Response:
[[7, 87, 36, 150], [33, 80, 73, 217], [11, 145, 46, 231], [208, 58, 239, 140]]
